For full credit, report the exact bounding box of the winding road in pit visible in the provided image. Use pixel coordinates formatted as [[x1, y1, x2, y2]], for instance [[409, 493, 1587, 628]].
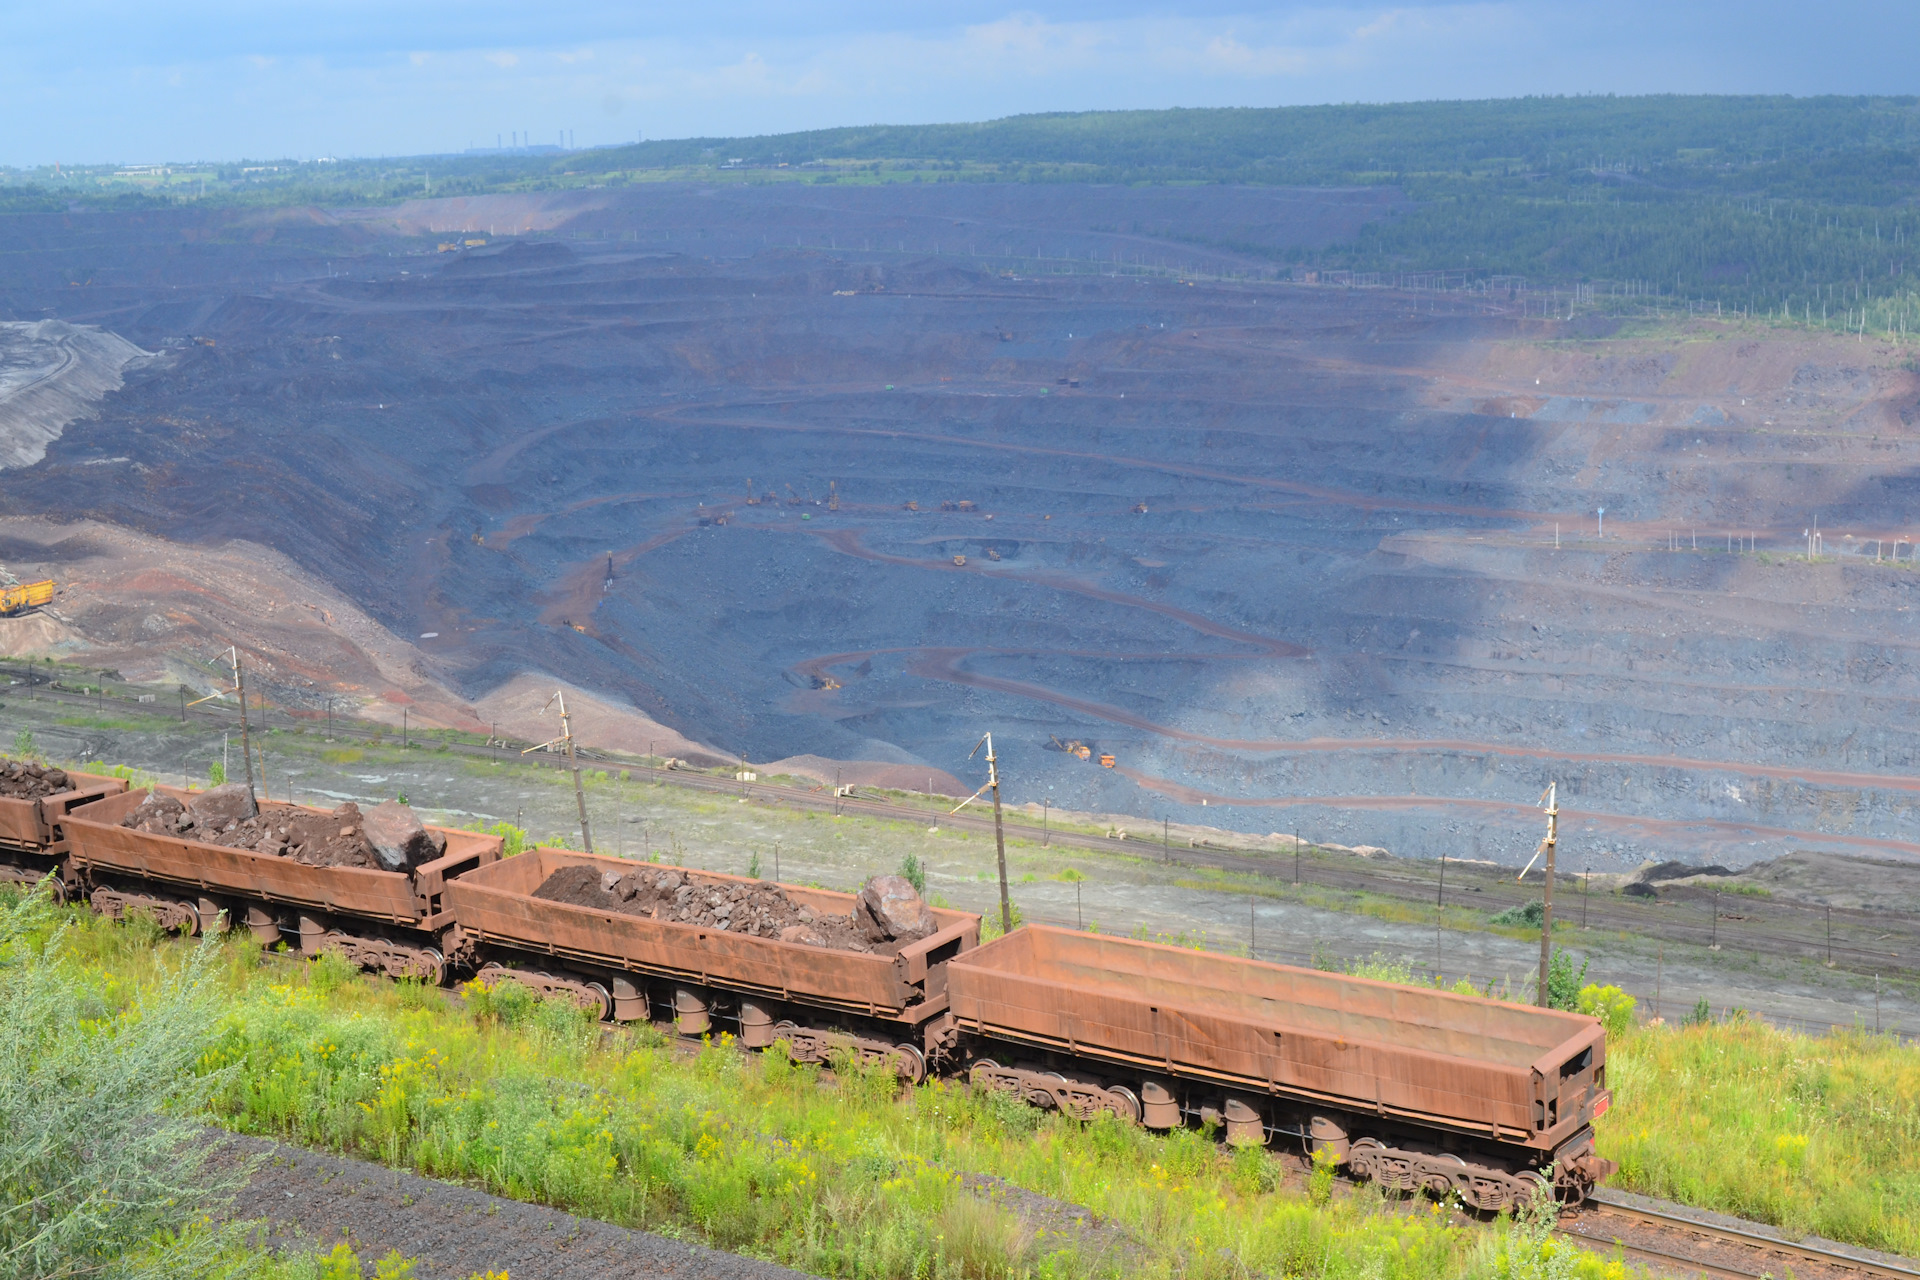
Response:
[[493, 482, 1920, 863], [466, 362, 1920, 867]]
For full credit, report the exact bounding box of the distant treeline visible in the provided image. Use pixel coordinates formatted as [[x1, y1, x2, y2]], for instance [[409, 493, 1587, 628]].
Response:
[[11, 95, 1920, 317]]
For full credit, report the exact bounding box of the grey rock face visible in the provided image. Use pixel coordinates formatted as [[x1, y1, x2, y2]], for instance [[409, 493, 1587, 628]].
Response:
[[361, 800, 447, 872], [855, 874, 936, 943]]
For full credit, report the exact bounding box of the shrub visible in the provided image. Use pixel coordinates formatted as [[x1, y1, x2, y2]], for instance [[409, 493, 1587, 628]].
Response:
[[898, 851, 926, 893], [1577, 984, 1637, 1037], [1546, 948, 1590, 1012], [0, 886, 249, 1278], [1491, 899, 1546, 928]]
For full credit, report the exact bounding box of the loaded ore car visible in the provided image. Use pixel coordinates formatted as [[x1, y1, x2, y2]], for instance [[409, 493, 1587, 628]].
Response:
[[0, 766, 129, 896], [63, 787, 502, 983], [939, 926, 1613, 1208], [442, 847, 979, 1080]]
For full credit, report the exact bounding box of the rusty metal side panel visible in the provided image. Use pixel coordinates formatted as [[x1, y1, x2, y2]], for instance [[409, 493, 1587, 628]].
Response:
[[445, 849, 978, 1020], [64, 788, 423, 925], [949, 928, 1558, 1135], [0, 773, 128, 850], [0, 797, 47, 847]]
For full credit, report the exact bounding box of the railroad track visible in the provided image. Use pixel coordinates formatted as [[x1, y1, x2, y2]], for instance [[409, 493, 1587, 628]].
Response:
[[1561, 1191, 1920, 1280], [9, 664, 1920, 983]]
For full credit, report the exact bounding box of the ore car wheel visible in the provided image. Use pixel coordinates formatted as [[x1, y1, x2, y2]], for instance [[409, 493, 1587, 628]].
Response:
[[1424, 1154, 1465, 1199], [891, 1043, 927, 1085], [1105, 1086, 1143, 1124]]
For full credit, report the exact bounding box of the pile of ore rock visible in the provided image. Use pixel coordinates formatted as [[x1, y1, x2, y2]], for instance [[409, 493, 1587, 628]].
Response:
[[121, 784, 446, 872], [0, 759, 73, 800], [531, 865, 938, 954]]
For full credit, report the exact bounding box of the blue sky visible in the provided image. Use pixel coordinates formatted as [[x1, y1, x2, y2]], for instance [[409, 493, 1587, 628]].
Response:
[[5, 2, 1917, 166]]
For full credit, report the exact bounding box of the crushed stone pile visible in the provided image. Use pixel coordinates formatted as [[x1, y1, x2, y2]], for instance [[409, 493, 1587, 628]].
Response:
[[531, 866, 939, 954], [122, 786, 446, 872], [0, 759, 73, 800]]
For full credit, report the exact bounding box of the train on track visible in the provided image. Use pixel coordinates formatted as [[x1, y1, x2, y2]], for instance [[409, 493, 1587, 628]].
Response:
[[1, 774, 1615, 1212]]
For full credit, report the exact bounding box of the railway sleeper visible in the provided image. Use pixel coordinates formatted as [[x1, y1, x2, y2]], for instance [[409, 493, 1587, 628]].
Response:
[[969, 1060, 1142, 1123], [472, 962, 612, 1019], [770, 1019, 927, 1083]]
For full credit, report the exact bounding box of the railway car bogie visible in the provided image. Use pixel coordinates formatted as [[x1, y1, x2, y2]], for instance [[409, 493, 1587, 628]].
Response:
[[91, 884, 210, 935], [473, 962, 612, 1019], [968, 1059, 1141, 1121], [770, 1019, 927, 1082]]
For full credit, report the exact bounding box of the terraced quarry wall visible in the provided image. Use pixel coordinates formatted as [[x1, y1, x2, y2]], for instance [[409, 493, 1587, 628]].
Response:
[[2, 184, 1918, 871]]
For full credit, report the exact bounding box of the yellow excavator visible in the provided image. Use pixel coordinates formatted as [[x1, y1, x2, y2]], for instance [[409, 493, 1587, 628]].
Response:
[[0, 567, 54, 617]]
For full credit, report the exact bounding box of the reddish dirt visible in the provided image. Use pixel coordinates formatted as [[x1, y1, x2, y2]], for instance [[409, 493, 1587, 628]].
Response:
[[0, 759, 72, 800], [531, 863, 887, 952]]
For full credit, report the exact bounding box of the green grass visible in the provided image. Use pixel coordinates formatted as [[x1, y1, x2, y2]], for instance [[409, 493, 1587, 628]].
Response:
[[45, 907, 1636, 1280], [1600, 1016, 1920, 1256]]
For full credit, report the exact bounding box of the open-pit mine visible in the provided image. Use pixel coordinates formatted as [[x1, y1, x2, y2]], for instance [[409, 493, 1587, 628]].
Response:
[[3, 182, 1919, 871]]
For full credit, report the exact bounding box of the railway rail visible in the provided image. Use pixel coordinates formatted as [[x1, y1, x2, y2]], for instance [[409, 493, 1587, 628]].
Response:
[[1563, 1190, 1920, 1280], [8, 660, 1920, 989]]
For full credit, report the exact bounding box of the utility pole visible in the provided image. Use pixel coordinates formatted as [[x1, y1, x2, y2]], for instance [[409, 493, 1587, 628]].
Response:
[[951, 733, 1012, 936], [524, 690, 592, 853], [189, 648, 258, 803], [1042, 797, 1050, 847], [1518, 782, 1558, 1007]]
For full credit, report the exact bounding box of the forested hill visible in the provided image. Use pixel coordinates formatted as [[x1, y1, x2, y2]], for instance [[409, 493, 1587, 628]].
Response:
[[12, 95, 1920, 317], [601, 95, 1920, 193]]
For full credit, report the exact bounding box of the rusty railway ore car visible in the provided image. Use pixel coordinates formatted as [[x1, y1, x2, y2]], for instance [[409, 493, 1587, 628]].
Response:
[[63, 787, 502, 983], [0, 769, 129, 896], [941, 926, 1613, 1208], [442, 847, 979, 1081]]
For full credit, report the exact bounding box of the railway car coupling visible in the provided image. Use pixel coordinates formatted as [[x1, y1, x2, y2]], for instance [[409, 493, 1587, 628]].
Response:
[[968, 1060, 1141, 1122]]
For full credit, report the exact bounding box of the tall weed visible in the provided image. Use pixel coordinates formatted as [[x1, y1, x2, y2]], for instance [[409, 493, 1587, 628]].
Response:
[[1600, 1017, 1920, 1255], [0, 887, 251, 1279]]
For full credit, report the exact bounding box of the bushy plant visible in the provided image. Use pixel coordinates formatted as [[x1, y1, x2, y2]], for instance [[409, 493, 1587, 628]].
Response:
[[1577, 984, 1637, 1037], [11, 728, 38, 761], [0, 886, 248, 1279], [1546, 948, 1590, 1012], [1491, 899, 1546, 929], [898, 851, 926, 894]]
